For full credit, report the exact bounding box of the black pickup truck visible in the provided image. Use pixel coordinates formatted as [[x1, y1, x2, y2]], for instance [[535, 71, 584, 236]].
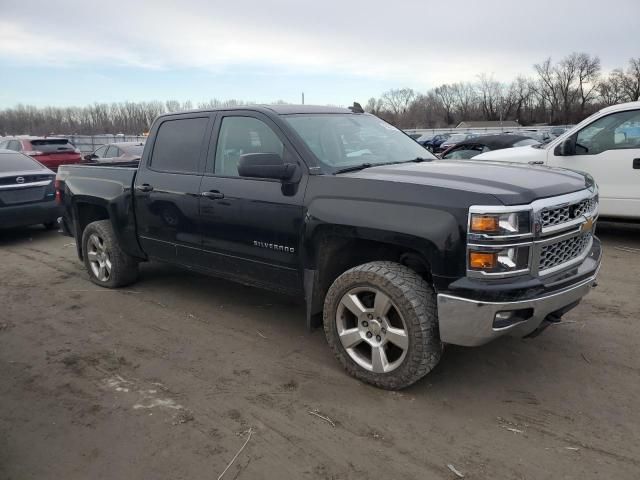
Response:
[[57, 105, 601, 389]]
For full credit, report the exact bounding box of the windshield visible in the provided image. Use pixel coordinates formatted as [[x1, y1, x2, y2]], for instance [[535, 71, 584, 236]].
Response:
[[30, 138, 75, 153], [513, 138, 540, 147], [284, 114, 436, 171], [446, 134, 469, 143], [0, 152, 46, 172]]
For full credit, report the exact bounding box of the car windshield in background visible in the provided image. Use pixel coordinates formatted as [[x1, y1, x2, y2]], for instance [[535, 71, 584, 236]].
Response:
[[443, 146, 487, 159], [30, 138, 75, 153], [512, 138, 540, 147], [284, 114, 436, 172], [0, 152, 46, 172], [446, 134, 470, 143]]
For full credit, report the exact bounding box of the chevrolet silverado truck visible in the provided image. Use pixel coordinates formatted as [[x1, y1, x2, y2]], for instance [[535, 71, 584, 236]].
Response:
[[56, 105, 602, 389]]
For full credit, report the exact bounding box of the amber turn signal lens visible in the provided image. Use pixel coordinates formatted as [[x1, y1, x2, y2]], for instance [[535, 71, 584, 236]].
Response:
[[471, 215, 500, 233], [469, 252, 497, 269]]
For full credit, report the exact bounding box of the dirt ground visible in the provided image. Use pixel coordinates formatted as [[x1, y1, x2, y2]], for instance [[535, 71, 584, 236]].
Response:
[[1, 223, 639, 480]]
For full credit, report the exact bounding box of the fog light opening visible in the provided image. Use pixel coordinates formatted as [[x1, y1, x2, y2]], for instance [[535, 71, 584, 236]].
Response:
[[493, 308, 533, 329]]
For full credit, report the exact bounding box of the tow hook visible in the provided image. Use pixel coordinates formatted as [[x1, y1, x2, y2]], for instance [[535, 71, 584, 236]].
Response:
[[524, 313, 562, 339]]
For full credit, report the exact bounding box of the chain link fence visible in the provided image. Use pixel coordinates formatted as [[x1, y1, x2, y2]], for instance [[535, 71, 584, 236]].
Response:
[[58, 135, 147, 154]]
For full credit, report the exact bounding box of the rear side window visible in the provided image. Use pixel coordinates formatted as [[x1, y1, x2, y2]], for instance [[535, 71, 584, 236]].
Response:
[[0, 153, 45, 172], [30, 139, 75, 153], [106, 145, 121, 158], [151, 117, 209, 173]]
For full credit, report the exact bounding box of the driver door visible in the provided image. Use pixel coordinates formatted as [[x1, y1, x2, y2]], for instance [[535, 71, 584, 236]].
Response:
[[547, 108, 640, 218]]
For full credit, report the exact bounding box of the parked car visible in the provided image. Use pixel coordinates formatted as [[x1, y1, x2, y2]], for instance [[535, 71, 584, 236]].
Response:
[[474, 101, 640, 221], [0, 149, 60, 229], [57, 105, 601, 390], [421, 133, 451, 152], [438, 133, 479, 152], [84, 142, 145, 165], [0, 137, 82, 172], [441, 134, 539, 160], [520, 129, 553, 144], [550, 127, 568, 137]]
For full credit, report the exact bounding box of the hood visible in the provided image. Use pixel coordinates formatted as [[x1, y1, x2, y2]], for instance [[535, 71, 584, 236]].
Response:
[[473, 144, 546, 163], [342, 160, 590, 205]]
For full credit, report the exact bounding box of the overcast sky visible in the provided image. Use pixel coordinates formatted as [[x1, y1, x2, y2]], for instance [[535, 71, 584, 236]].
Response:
[[0, 0, 638, 108]]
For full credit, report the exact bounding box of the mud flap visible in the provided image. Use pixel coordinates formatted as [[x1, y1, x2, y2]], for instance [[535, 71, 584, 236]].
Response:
[[304, 268, 323, 330]]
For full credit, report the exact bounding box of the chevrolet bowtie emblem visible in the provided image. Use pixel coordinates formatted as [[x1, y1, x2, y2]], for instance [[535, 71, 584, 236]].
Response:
[[580, 217, 594, 234]]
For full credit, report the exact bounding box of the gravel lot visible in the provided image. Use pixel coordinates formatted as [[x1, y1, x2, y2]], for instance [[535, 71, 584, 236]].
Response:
[[1, 223, 639, 479]]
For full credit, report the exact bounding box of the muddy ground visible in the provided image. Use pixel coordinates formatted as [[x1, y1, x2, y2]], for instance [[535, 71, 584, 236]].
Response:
[[0, 222, 639, 479]]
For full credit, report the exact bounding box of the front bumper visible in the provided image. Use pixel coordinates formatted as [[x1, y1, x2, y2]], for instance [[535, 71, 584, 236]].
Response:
[[437, 238, 601, 346], [0, 200, 61, 229]]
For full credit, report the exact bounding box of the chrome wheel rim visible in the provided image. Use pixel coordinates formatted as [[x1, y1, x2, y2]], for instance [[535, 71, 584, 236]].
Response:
[[87, 233, 112, 282], [336, 286, 409, 373]]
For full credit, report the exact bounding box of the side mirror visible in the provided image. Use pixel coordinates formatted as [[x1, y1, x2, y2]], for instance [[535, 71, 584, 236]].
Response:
[[555, 137, 576, 156], [238, 153, 297, 180], [84, 153, 97, 161]]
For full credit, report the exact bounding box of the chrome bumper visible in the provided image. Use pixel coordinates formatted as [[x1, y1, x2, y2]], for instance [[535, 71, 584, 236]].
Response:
[[437, 270, 599, 347]]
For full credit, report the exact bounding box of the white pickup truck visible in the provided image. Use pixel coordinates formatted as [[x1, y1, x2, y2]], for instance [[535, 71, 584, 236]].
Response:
[[474, 101, 640, 221]]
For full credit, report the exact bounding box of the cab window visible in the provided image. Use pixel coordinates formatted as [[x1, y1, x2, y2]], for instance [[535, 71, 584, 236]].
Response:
[[575, 109, 640, 155], [214, 116, 284, 177], [150, 117, 209, 174]]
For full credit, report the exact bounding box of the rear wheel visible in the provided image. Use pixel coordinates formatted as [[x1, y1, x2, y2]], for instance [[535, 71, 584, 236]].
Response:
[[323, 261, 442, 390], [82, 220, 138, 288]]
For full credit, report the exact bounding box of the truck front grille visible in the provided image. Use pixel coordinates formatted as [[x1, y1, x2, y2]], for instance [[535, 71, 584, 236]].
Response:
[[539, 233, 592, 272], [541, 197, 596, 229]]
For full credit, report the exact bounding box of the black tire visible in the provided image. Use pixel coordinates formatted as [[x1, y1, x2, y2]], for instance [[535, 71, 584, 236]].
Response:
[[43, 221, 56, 230], [82, 220, 138, 288], [323, 261, 441, 390]]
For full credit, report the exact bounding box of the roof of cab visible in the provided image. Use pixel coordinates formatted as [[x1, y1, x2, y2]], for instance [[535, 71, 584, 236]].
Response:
[[157, 104, 355, 120], [599, 100, 640, 115], [261, 105, 353, 115]]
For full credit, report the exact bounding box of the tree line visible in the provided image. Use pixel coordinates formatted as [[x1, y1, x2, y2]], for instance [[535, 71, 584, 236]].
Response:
[[0, 99, 270, 136], [369, 54, 640, 128], [0, 53, 639, 135]]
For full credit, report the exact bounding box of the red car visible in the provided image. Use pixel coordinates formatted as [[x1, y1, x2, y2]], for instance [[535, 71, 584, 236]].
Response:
[[0, 137, 82, 172]]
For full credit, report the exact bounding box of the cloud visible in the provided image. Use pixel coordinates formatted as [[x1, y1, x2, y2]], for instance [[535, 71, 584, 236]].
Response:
[[0, 0, 638, 90]]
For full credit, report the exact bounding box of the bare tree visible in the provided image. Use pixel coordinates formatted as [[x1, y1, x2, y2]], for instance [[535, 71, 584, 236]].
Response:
[[434, 84, 457, 126], [380, 88, 416, 118], [621, 58, 640, 101], [575, 53, 601, 115]]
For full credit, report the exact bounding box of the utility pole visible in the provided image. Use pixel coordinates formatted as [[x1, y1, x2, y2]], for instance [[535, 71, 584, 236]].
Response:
[[301, 92, 305, 105]]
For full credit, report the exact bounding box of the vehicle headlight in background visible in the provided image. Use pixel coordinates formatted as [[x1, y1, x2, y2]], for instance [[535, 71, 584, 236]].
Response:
[[469, 211, 530, 236]]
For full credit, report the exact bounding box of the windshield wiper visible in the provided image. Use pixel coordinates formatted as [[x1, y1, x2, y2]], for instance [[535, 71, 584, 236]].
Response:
[[333, 163, 373, 174], [333, 157, 432, 174]]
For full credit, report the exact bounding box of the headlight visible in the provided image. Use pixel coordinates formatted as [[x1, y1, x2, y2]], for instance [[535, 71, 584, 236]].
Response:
[[468, 245, 530, 276], [469, 211, 531, 236]]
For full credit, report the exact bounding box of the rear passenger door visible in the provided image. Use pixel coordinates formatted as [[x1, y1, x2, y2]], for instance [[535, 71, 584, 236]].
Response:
[[134, 113, 214, 262], [196, 111, 307, 293]]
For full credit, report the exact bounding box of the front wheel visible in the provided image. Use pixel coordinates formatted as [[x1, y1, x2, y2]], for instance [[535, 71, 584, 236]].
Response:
[[323, 261, 442, 390], [82, 220, 138, 288]]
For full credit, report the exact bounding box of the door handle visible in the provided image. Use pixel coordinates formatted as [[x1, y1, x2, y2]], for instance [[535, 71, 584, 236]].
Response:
[[201, 190, 224, 199], [136, 184, 154, 192], [633, 158, 640, 169], [528, 160, 544, 165]]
